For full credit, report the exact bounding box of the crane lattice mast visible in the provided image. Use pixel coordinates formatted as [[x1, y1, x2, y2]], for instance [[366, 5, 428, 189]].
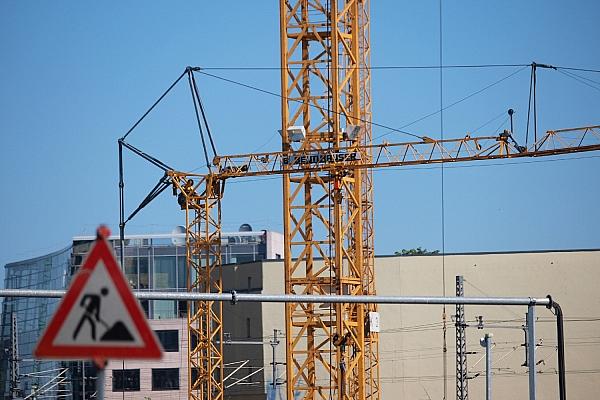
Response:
[[278, 1, 378, 399]]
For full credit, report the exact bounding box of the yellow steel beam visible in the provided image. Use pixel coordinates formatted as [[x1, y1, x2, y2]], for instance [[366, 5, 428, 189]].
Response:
[[212, 125, 600, 179], [170, 173, 224, 400]]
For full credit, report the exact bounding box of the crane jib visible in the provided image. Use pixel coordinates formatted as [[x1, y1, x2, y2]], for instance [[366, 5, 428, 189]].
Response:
[[282, 151, 361, 166]]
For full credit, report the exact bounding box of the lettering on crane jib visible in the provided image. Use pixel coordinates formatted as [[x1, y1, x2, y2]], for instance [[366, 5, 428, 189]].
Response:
[[281, 151, 361, 166]]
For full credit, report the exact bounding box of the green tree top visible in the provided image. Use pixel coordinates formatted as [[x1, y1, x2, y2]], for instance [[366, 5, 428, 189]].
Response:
[[394, 247, 440, 256]]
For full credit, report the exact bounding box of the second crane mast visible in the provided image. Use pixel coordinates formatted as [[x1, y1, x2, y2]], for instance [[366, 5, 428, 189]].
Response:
[[280, 1, 378, 399]]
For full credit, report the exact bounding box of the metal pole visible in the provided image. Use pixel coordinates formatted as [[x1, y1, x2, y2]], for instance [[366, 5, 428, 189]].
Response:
[[96, 366, 105, 400], [480, 333, 492, 400], [456, 276, 468, 400], [0, 290, 554, 306], [82, 361, 86, 400], [10, 312, 20, 399], [549, 300, 567, 400], [533, 63, 538, 150], [271, 329, 280, 389], [527, 305, 536, 400], [118, 140, 125, 271]]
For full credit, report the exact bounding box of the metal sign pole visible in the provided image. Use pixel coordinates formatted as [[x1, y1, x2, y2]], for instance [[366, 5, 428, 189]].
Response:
[[480, 333, 493, 400], [96, 365, 105, 400]]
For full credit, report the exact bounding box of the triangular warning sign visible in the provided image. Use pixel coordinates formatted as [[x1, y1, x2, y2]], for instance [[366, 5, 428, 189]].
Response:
[[35, 234, 163, 360]]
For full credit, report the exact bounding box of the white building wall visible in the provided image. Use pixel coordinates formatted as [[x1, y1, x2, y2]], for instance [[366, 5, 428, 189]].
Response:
[[265, 231, 284, 260]]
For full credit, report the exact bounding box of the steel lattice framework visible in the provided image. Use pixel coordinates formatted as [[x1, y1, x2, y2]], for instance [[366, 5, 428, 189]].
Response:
[[456, 276, 468, 400], [170, 175, 224, 400], [279, 1, 377, 399]]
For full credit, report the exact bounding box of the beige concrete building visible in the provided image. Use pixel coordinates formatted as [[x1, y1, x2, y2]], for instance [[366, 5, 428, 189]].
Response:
[[223, 250, 600, 400], [102, 250, 600, 399]]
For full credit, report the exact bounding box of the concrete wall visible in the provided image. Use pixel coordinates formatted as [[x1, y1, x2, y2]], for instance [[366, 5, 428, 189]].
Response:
[[223, 262, 267, 400], [252, 250, 600, 400]]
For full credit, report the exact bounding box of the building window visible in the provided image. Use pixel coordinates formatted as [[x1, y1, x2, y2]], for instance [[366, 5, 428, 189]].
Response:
[[178, 300, 187, 318], [140, 300, 150, 318], [152, 368, 179, 391], [153, 256, 176, 289], [153, 300, 177, 319], [154, 329, 179, 352], [124, 257, 138, 289], [112, 369, 140, 392]]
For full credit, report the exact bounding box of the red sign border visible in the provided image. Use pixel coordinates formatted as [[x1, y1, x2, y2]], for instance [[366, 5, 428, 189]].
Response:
[[34, 237, 163, 360]]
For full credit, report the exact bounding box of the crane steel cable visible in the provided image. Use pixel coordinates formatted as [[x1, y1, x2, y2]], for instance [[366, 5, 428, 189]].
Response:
[[187, 70, 212, 169], [555, 66, 600, 74], [121, 69, 188, 141], [373, 65, 529, 141], [469, 110, 509, 134], [557, 69, 600, 93], [190, 71, 219, 157], [196, 63, 530, 71], [195, 70, 423, 140]]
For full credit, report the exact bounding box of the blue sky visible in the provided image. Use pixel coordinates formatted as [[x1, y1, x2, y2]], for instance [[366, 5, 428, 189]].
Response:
[[1, 1, 599, 285]]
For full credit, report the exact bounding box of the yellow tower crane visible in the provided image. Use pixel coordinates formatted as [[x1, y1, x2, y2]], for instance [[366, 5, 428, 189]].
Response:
[[163, 2, 600, 400], [171, 125, 600, 400]]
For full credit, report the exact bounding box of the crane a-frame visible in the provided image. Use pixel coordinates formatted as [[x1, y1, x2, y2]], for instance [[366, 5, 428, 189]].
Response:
[[133, 2, 600, 400]]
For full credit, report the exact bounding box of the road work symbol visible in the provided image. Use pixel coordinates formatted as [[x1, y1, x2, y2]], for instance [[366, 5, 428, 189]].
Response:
[[72, 287, 134, 342], [34, 226, 162, 360]]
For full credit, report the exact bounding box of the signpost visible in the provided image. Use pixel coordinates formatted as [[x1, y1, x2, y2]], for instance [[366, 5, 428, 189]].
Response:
[[34, 226, 162, 398]]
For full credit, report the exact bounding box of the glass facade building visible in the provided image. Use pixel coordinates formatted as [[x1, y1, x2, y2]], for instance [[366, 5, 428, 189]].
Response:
[[0, 247, 72, 398], [0, 227, 283, 399]]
